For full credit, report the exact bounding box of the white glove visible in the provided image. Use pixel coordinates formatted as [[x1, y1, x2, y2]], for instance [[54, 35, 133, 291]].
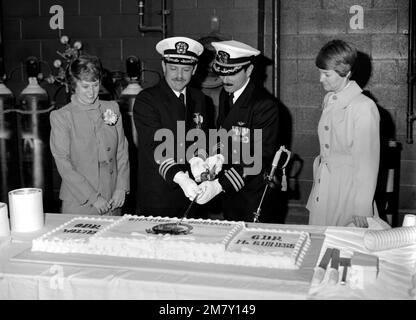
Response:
[[189, 156, 208, 183], [173, 171, 202, 200], [205, 154, 224, 176], [196, 179, 223, 205]]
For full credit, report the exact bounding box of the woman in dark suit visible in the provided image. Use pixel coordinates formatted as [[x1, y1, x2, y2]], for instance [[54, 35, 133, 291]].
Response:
[[50, 55, 130, 215]]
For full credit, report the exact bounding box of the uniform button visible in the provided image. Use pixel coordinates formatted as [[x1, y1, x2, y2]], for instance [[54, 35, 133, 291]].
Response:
[[332, 95, 337, 100], [325, 144, 329, 149], [324, 126, 329, 131], [233, 150, 237, 154], [316, 197, 319, 202], [106, 147, 111, 151], [109, 158, 113, 163], [109, 170, 113, 174], [180, 158, 184, 163], [180, 143, 184, 147]]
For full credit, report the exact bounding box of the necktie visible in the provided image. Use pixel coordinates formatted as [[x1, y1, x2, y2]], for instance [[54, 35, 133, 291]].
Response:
[[225, 93, 234, 117], [229, 93, 234, 107], [179, 93, 185, 107], [218, 93, 234, 127]]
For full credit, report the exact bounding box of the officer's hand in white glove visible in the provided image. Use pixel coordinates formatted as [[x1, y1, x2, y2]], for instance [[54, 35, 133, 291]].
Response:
[[196, 179, 223, 205], [205, 154, 224, 175], [173, 171, 202, 200], [189, 157, 208, 183]]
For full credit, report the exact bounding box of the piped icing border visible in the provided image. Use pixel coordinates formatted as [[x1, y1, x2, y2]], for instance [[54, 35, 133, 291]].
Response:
[[91, 214, 245, 246], [34, 216, 118, 241], [92, 214, 245, 239]]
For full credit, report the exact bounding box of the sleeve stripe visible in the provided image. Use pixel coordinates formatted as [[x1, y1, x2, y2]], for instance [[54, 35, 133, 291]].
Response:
[[224, 171, 240, 192], [162, 163, 176, 180], [230, 167, 245, 188], [159, 158, 174, 175], [159, 158, 175, 179]]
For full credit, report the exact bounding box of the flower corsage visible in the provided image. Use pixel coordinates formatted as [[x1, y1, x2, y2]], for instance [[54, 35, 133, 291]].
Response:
[[102, 109, 119, 126]]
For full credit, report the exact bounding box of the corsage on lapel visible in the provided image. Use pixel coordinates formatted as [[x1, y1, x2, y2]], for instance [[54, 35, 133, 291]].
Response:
[[193, 112, 204, 129], [102, 109, 119, 126]]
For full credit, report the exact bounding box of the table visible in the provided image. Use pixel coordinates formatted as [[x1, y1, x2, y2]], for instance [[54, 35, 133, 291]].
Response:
[[0, 214, 415, 300]]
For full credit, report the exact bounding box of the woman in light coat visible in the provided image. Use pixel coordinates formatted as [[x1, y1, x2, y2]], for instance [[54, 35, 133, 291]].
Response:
[[50, 55, 130, 215], [306, 40, 380, 227]]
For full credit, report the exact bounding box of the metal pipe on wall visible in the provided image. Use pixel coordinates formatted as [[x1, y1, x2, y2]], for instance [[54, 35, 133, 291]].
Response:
[[272, 0, 280, 98], [138, 0, 169, 39], [407, 0, 416, 144]]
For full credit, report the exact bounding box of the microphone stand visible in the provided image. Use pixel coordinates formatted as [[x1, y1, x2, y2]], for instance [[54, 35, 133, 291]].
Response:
[[253, 146, 291, 223]]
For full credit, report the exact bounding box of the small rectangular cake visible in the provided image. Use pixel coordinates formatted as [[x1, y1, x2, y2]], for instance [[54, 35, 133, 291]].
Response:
[[226, 227, 311, 269], [32, 216, 116, 254], [32, 215, 311, 269]]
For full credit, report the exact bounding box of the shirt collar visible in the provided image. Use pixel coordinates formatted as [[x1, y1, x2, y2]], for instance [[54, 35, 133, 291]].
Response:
[[71, 94, 100, 111], [172, 87, 187, 98], [232, 77, 250, 103], [327, 81, 363, 108]]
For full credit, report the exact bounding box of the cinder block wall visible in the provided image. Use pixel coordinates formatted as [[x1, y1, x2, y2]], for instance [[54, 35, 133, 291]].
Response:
[[172, 0, 259, 45], [1, 0, 164, 90], [1, 0, 414, 214]]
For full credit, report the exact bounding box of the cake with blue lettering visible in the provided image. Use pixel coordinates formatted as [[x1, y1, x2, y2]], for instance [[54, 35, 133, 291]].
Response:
[[32, 215, 311, 269]]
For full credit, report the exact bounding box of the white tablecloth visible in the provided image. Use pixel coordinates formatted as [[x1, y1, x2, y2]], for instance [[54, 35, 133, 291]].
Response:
[[308, 226, 416, 299], [0, 214, 415, 300]]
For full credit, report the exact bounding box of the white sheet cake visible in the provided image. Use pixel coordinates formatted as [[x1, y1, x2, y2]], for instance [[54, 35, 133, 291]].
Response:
[[32, 215, 311, 269]]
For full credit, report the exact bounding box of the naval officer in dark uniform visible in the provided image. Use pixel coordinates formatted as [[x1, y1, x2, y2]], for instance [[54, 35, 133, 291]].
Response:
[[195, 40, 282, 223], [133, 37, 209, 217]]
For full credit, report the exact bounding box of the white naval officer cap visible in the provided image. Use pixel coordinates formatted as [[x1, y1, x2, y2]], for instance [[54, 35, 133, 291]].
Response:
[[211, 40, 261, 76], [156, 36, 204, 66]]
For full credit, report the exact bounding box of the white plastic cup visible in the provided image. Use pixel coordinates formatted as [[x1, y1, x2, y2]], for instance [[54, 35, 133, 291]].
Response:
[[0, 202, 11, 237], [403, 214, 416, 227], [8, 188, 44, 233]]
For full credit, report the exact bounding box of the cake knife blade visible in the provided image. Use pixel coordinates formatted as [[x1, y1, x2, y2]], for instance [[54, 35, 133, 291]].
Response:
[[328, 248, 340, 285], [177, 193, 200, 226], [311, 247, 333, 285]]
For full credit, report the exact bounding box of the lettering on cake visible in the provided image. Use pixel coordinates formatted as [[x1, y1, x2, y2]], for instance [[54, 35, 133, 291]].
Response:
[[127, 216, 235, 227], [63, 228, 98, 234], [252, 234, 282, 241], [233, 234, 295, 248], [74, 223, 101, 229], [252, 240, 294, 248]]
